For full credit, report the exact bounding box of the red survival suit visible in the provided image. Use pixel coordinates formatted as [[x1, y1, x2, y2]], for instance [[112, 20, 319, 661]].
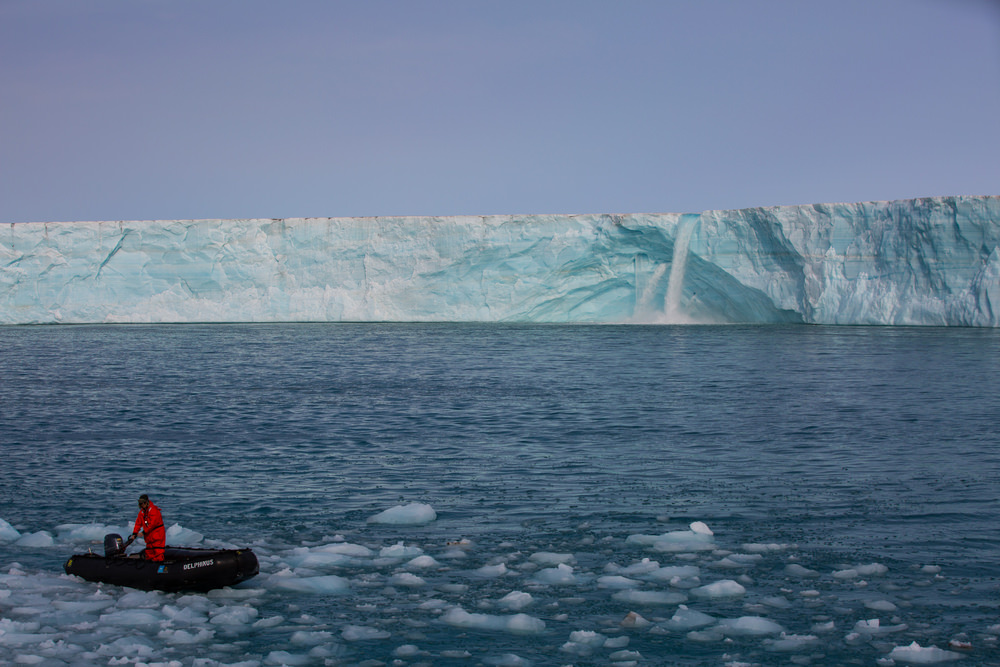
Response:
[[132, 500, 166, 561]]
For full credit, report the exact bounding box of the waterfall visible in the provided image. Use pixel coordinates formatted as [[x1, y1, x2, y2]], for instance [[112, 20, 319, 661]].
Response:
[[663, 216, 697, 323], [636, 262, 669, 316]]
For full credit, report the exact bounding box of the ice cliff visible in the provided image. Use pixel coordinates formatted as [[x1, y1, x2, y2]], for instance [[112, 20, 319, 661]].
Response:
[[2, 195, 998, 326]]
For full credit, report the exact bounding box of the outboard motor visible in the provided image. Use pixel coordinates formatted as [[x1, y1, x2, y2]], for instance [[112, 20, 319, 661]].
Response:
[[104, 533, 125, 557]]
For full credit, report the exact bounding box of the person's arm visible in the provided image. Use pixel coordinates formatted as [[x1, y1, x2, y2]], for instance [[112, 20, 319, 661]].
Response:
[[126, 513, 142, 544]]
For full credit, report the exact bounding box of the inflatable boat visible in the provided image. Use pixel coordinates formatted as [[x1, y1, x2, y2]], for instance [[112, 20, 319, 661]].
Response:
[[64, 534, 259, 592]]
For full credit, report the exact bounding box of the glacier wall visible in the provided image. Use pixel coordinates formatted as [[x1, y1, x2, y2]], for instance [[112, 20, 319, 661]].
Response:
[[2, 195, 999, 326]]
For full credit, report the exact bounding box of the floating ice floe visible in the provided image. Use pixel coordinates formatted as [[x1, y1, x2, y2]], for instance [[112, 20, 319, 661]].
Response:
[[367, 502, 437, 525], [529, 551, 575, 566], [532, 563, 578, 585], [441, 607, 546, 635], [718, 616, 786, 637], [765, 632, 820, 652], [561, 629, 609, 656], [850, 618, 909, 637], [54, 522, 127, 543], [711, 553, 763, 569], [888, 641, 963, 664], [597, 575, 641, 589], [165, 523, 204, 545], [483, 653, 531, 667], [0, 518, 21, 542], [388, 572, 426, 587], [691, 579, 746, 599], [659, 605, 716, 631], [835, 563, 890, 579], [785, 563, 820, 578], [379, 541, 424, 560], [13, 531, 54, 548], [865, 599, 898, 612], [620, 611, 652, 628], [626, 522, 716, 553], [474, 562, 510, 578], [341, 625, 391, 641], [267, 569, 351, 594], [498, 591, 534, 611]]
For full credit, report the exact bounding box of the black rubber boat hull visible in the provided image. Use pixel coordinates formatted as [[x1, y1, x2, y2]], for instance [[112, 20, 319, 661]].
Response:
[[64, 546, 259, 592]]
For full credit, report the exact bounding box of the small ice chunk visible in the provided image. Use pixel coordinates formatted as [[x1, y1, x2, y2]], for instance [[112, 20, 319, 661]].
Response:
[[394, 644, 421, 657], [888, 641, 963, 664], [441, 607, 545, 635], [314, 542, 373, 557], [379, 542, 424, 559], [165, 523, 204, 545], [785, 564, 820, 578], [687, 627, 725, 642], [253, 615, 285, 629], [529, 551, 576, 566], [483, 654, 531, 666], [269, 571, 351, 594], [264, 651, 311, 666], [620, 611, 651, 628], [341, 625, 391, 641], [532, 563, 577, 585], [405, 555, 440, 569], [661, 605, 716, 631], [765, 633, 820, 652], [626, 528, 716, 553], [689, 521, 713, 535], [852, 618, 908, 635], [865, 600, 898, 612], [691, 579, 746, 599], [761, 596, 792, 609], [857, 563, 889, 576], [0, 518, 21, 542], [367, 502, 437, 525], [711, 553, 762, 569], [498, 591, 534, 611], [157, 627, 216, 645], [209, 605, 259, 626], [610, 649, 643, 661], [597, 575, 641, 589], [718, 616, 785, 636], [811, 620, 836, 633], [619, 558, 660, 576], [388, 572, 426, 587], [475, 563, 509, 578], [95, 636, 155, 658], [14, 531, 53, 548]]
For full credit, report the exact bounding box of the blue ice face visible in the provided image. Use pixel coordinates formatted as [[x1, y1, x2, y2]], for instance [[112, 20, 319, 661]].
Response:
[[2, 195, 998, 326]]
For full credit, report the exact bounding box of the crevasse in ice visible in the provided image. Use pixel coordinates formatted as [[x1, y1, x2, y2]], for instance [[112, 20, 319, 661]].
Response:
[[2, 195, 998, 325]]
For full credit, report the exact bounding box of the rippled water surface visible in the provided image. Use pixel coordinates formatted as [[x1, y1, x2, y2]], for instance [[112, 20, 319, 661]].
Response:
[[1, 324, 999, 666]]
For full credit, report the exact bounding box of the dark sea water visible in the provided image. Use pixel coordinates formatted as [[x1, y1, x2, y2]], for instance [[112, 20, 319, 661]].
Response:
[[1, 323, 999, 666]]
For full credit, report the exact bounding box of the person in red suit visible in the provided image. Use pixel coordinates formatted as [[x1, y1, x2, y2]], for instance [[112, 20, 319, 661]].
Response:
[[126, 494, 166, 561]]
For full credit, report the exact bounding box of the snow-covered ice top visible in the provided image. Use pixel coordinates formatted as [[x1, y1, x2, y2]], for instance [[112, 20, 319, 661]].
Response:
[[2, 195, 998, 325]]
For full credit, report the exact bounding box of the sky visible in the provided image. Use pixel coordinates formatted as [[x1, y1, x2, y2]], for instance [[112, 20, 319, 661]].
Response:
[[2, 0, 998, 223]]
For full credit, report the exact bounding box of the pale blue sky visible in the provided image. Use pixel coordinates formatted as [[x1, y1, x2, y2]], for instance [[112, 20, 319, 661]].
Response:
[[2, 0, 997, 223]]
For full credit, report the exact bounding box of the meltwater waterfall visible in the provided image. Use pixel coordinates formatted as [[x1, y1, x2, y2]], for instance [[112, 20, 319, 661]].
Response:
[[663, 215, 698, 323]]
